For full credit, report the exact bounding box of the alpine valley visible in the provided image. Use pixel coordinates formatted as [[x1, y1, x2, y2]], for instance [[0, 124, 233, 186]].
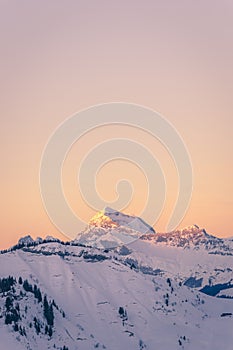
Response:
[[0, 208, 233, 350]]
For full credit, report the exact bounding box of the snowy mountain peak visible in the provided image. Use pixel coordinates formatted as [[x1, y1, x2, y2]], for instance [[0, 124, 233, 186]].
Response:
[[75, 207, 155, 249], [88, 209, 118, 229], [178, 225, 209, 238], [182, 224, 200, 231], [88, 207, 155, 234], [18, 235, 34, 246]]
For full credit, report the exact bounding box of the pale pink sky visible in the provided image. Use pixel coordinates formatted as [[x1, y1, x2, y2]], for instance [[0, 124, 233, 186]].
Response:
[[1, 1, 233, 249]]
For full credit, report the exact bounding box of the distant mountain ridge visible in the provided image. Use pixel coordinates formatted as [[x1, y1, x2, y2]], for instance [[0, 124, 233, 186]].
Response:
[[3, 208, 233, 255], [141, 225, 233, 255]]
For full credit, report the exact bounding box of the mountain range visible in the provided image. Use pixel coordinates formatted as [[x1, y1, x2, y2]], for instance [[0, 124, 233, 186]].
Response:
[[0, 208, 233, 350]]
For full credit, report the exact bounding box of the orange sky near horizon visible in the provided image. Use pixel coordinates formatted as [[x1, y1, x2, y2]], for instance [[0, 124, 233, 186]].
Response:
[[1, 1, 233, 249]]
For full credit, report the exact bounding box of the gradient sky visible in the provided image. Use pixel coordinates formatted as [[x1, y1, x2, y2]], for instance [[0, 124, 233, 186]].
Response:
[[1, 0, 233, 249]]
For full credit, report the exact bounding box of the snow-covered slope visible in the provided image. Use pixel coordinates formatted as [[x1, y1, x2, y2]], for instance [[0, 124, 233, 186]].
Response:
[[0, 241, 233, 350], [0, 210, 233, 350]]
